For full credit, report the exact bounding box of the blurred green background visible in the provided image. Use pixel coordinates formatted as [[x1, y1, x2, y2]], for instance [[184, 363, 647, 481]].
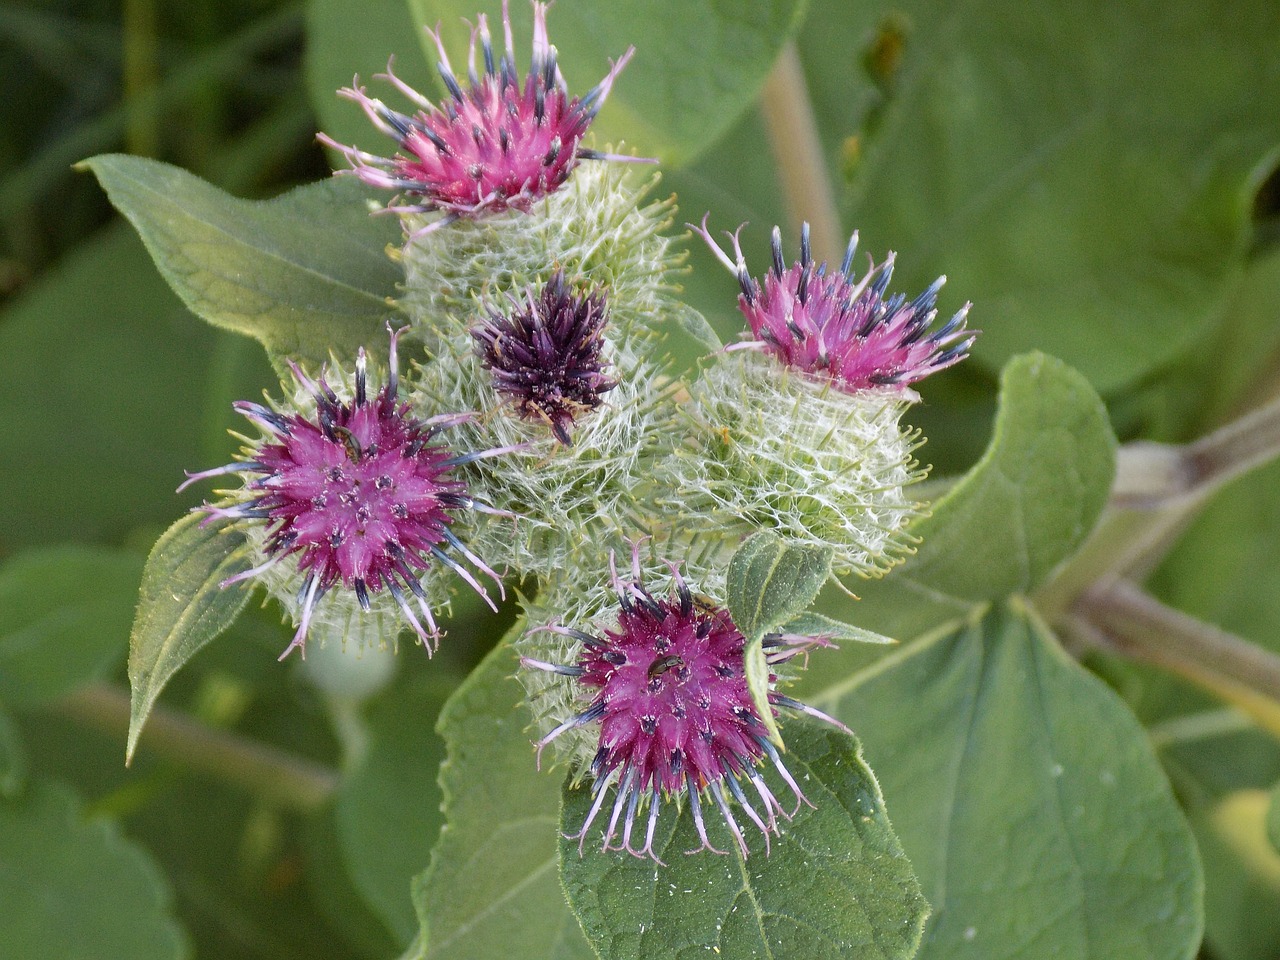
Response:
[[2, 0, 1280, 957]]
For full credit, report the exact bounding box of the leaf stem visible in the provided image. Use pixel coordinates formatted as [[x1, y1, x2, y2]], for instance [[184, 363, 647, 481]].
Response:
[[1073, 582, 1280, 734], [59, 683, 338, 812], [759, 41, 842, 264]]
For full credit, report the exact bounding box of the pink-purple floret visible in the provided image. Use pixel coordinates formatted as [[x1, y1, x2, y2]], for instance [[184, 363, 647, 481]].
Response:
[[524, 553, 849, 862], [317, 0, 643, 233], [695, 217, 976, 392], [184, 328, 511, 660]]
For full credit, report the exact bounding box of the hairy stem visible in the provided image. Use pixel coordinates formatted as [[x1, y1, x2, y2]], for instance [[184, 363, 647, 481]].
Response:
[[60, 683, 338, 812], [1113, 392, 1280, 508], [1038, 392, 1280, 618], [1074, 582, 1280, 735], [759, 42, 842, 264]]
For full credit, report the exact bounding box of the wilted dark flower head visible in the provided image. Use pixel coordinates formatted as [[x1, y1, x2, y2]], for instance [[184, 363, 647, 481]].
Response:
[[693, 216, 976, 393], [523, 548, 847, 862], [472, 270, 617, 444], [182, 327, 519, 660], [317, 0, 648, 235]]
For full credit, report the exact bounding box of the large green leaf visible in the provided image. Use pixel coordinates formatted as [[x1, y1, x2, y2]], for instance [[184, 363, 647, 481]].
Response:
[[560, 722, 927, 960], [336, 670, 453, 946], [812, 604, 1203, 960], [800, 352, 1114, 675], [127, 513, 254, 763], [405, 625, 593, 960], [406, 0, 809, 167], [0, 224, 274, 549], [0, 781, 188, 960], [0, 546, 144, 708], [82, 154, 402, 367], [802, 0, 1280, 394]]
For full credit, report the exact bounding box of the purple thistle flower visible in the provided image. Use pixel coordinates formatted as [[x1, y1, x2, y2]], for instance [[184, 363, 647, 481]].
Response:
[[317, 0, 650, 235], [472, 270, 617, 445], [181, 327, 519, 661], [693, 216, 976, 392], [524, 551, 848, 862]]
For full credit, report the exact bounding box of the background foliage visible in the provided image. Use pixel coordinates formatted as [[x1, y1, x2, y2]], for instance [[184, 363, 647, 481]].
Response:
[[2, 0, 1279, 958]]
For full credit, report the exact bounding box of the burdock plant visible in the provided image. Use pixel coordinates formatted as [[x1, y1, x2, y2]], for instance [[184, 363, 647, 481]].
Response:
[[73, 0, 1246, 958]]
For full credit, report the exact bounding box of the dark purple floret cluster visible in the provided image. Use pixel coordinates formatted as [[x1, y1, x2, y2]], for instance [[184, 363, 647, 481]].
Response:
[[472, 270, 617, 444], [317, 0, 644, 234], [695, 217, 976, 392], [524, 554, 846, 861], [184, 328, 512, 660]]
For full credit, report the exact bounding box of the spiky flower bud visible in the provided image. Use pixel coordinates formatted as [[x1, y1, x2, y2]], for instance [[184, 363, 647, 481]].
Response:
[[181, 327, 517, 659], [318, 0, 641, 235], [521, 550, 845, 861], [472, 270, 617, 445], [656, 350, 925, 578], [694, 217, 975, 394]]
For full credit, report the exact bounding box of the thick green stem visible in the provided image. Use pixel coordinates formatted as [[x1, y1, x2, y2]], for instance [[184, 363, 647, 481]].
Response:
[[759, 42, 842, 264], [1074, 582, 1280, 723], [1113, 393, 1280, 508], [1038, 392, 1280, 618], [60, 683, 338, 812]]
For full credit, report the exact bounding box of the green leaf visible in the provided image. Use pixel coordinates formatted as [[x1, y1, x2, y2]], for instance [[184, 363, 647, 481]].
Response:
[[1269, 782, 1280, 855], [727, 532, 834, 743], [409, 0, 810, 167], [406, 625, 594, 960], [804, 0, 1280, 393], [127, 513, 254, 764], [81, 154, 402, 367], [0, 223, 274, 549], [560, 721, 927, 960], [780, 612, 897, 646], [0, 708, 26, 799], [805, 352, 1115, 665], [811, 603, 1203, 960], [0, 780, 187, 960], [336, 670, 453, 946], [726, 531, 834, 642], [0, 546, 144, 708]]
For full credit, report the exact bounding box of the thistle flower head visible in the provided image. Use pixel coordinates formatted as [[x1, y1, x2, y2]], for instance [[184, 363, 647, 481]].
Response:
[[181, 327, 516, 660], [657, 350, 925, 577], [472, 270, 617, 445], [317, 0, 646, 234], [694, 216, 975, 394], [523, 549, 846, 862]]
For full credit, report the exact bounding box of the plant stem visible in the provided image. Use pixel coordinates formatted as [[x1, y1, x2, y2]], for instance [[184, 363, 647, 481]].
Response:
[[1074, 582, 1280, 736], [1038, 392, 1280, 617], [1113, 393, 1280, 508], [123, 0, 161, 157], [59, 683, 338, 812], [759, 41, 842, 264]]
